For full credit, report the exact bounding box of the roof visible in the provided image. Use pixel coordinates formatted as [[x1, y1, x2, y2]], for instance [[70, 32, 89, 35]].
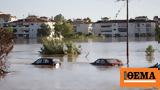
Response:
[[11, 18, 54, 24], [95, 19, 156, 23]]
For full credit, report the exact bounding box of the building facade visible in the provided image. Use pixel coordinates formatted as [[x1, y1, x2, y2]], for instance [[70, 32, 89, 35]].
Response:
[[73, 18, 92, 34], [93, 17, 156, 37], [0, 12, 17, 27], [10, 15, 55, 38]]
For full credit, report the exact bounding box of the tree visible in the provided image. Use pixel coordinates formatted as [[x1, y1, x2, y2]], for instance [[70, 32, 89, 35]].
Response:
[[155, 26, 160, 42], [67, 19, 73, 24], [37, 23, 51, 37], [86, 17, 92, 23], [54, 14, 65, 24], [62, 22, 73, 35], [54, 22, 73, 37]]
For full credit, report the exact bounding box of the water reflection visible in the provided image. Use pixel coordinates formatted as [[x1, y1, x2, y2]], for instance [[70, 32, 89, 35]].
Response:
[[33, 65, 55, 69], [40, 54, 79, 63], [67, 55, 78, 62], [0, 73, 7, 80], [14, 38, 41, 44], [13, 37, 156, 44], [146, 55, 155, 63]]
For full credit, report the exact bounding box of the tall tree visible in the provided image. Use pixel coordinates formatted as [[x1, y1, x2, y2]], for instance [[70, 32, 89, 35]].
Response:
[[67, 19, 73, 24], [0, 28, 13, 55], [86, 17, 92, 23], [54, 14, 65, 24], [155, 26, 160, 43], [37, 23, 51, 37], [54, 22, 73, 37]]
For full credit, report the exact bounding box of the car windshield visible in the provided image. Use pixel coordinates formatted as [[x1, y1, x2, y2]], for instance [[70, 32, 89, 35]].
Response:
[[95, 59, 106, 64], [35, 59, 43, 64]]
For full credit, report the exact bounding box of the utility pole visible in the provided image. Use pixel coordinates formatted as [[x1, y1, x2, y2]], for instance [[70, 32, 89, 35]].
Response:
[[117, 0, 129, 67], [126, 0, 129, 67]]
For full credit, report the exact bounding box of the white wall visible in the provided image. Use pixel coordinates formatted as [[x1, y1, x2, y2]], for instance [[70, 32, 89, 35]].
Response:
[[93, 21, 156, 37], [76, 23, 92, 34]]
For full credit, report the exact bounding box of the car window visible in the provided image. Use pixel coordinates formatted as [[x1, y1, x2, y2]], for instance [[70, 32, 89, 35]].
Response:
[[95, 60, 101, 64], [100, 60, 106, 64], [35, 59, 43, 64], [44, 59, 50, 64]]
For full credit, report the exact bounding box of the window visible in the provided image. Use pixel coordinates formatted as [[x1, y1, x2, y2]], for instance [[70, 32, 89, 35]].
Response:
[[137, 28, 140, 32], [24, 25, 29, 27], [118, 28, 127, 32], [101, 30, 112, 32], [35, 59, 43, 64], [146, 28, 151, 32], [101, 25, 112, 28], [13, 29, 17, 33], [137, 23, 140, 27], [100, 60, 106, 64], [104, 34, 112, 37], [43, 59, 50, 64], [18, 34, 23, 37], [146, 23, 151, 27], [95, 60, 101, 64]]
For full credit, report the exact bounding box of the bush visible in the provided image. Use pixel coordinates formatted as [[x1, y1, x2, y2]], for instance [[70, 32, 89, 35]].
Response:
[[65, 41, 81, 55], [145, 45, 155, 56], [40, 38, 81, 55]]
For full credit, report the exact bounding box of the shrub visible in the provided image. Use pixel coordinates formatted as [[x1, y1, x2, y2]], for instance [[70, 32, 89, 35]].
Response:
[[145, 45, 155, 56], [40, 38, 81, 55]]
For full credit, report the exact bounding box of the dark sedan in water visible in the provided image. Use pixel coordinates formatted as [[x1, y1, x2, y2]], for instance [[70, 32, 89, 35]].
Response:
[[90, 58, 123, 66], [32, 58, 61, 66]]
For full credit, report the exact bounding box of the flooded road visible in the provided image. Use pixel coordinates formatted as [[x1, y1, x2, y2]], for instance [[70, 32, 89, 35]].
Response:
[[0, 38, 160, 90]]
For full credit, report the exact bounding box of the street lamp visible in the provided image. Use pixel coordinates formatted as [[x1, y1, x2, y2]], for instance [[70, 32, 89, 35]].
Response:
[[117, 0, 129, 67]]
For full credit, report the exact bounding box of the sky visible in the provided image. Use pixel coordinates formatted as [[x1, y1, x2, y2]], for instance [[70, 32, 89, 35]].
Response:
[[0, 0, 160, 21]]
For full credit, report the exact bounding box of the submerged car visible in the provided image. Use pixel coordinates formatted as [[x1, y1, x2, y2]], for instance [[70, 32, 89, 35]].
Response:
[[90, 58, 123, 66], [32, 58, 61, 66]]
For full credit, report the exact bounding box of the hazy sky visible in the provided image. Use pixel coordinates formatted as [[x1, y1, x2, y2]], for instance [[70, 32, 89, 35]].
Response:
[[1, 0, 160, 21]]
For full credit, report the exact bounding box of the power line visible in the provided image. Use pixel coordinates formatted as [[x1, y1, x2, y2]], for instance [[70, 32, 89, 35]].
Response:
[[114, 0, 133, 19]]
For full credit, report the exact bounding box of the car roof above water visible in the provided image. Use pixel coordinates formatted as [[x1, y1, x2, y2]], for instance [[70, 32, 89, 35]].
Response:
[[97, 58, 117, 60]]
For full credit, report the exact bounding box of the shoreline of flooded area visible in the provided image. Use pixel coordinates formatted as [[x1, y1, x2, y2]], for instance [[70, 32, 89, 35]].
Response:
[[0, 38, 160, 90]]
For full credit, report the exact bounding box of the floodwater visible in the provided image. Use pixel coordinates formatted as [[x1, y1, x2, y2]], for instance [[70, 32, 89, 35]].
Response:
[[0, 37, 160, 90]]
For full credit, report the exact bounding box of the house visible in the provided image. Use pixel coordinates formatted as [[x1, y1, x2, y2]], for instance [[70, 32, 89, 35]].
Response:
[[10, 15, 55, 38], [0, 12, 16, 27], [73, 18, 92, 34], [153, 16, 160, 27], [93, 17, 156, 37]]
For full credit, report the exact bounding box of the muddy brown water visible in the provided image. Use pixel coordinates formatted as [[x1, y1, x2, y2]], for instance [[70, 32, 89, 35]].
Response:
[[0, 38, 160, 90]]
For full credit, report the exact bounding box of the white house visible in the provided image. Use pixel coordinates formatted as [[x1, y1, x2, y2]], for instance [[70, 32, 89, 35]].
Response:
[[93, 17, 156, 37], [10, 15, 55, 38], [0, 12, 17, 27], [75, 23, 92, 34], [73, 18, 93, 34]]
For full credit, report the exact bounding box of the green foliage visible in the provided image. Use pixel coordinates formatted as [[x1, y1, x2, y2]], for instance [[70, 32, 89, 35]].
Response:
[[6, 27, 13, 32], [37, 23, 51, 37], [40, 39, 65, 55], [54, 14, 65, 24], [86, 17, 92, 23], [54, 22, 73, 37], [0, 28, 13, 46], [67, 19, 73, 23], [155, 26, 160, 42], [40, 38, 81, 55], [145, 45, 155, 56], [65, 41, 81, 55]]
